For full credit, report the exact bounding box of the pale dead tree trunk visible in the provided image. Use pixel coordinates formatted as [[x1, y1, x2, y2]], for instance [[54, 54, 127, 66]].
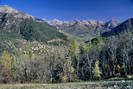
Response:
[[49, 52, 54, 83]]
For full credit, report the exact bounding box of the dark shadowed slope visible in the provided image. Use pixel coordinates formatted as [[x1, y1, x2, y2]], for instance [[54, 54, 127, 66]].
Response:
[[102, 18, 133, 37]]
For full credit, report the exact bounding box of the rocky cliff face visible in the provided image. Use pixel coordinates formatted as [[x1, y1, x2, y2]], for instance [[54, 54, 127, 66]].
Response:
[[0, 5, 34, 18], [0, 5, 38, 29], [0, 5, 34, 32], [46, 19, 119, 41]]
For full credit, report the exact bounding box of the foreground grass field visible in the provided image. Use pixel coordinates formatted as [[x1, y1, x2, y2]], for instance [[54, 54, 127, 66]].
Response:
[[0, 81, 133, 89]]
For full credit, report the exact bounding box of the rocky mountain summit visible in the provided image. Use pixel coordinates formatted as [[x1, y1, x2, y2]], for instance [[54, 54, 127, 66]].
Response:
[[0, 5, 33, 31], [0, 5, 19, 13], [0, 5, 34, 19], [47, 19, 105, 27]]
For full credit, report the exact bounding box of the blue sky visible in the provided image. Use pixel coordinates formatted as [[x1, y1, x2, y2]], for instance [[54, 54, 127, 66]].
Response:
[[0, 0, 133, 21]]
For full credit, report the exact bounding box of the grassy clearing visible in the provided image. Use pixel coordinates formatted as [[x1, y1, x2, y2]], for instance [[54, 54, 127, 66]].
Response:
[[0, 81, 133, 89]]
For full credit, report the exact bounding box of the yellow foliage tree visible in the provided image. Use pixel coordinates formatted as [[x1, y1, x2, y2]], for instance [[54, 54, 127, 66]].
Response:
[[0, 50, 15, 70], [94, 60, 102, 79], [69, 40, 80, 76], [116, 64, 125, 76], [62, 60, 77, 82], [79, 43, 93, 53], [69, 40, 80, 57]]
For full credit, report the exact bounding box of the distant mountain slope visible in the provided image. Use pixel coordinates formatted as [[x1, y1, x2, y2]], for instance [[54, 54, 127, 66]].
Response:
[[0, 5, 67, 42], [102, 18, 133, 37], [46, 19, 118, 41]]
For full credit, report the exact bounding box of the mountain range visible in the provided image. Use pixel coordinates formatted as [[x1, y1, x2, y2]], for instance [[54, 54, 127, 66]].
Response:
[[46, 19, 119, 41], [0, 5, 132, 43]]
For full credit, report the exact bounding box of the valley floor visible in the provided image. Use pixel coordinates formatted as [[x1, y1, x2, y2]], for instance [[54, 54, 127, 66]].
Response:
[[0, 81, 133, 89]]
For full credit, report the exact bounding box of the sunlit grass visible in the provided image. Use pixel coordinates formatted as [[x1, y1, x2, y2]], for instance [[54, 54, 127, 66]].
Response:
[[0, 80, 133, 89]]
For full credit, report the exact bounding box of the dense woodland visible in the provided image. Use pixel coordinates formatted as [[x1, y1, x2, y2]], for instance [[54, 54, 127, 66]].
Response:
[[0, 31, 133, 83]]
